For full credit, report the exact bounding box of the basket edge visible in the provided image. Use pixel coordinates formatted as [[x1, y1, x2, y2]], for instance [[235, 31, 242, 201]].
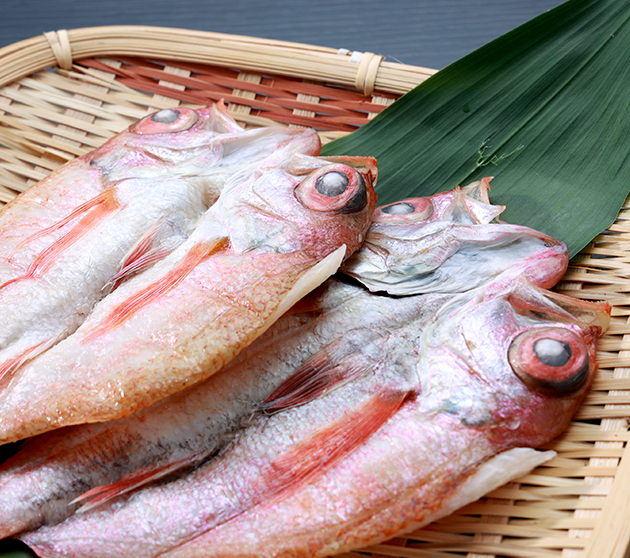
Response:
[[0, 26, 437, 96]]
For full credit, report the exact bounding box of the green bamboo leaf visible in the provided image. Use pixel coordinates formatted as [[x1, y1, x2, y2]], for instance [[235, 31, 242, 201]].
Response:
[[322, 0, 630, 257]]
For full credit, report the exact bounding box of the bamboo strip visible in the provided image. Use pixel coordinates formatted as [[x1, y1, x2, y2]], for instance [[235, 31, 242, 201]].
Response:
[[0, 26, 436, 96]]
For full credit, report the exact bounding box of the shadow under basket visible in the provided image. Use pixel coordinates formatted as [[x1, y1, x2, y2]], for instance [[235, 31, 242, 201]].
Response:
[[1, 25, 630, 558]]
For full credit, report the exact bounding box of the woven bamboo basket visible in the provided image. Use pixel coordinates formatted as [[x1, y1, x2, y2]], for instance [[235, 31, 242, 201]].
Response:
[[0, 25, 629, 558]]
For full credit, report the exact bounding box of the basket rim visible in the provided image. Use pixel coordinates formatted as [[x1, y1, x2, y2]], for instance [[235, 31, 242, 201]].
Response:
[[0, 25, 437, 96]]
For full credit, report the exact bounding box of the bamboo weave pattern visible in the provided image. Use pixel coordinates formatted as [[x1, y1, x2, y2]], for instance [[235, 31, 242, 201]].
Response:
[[0, 31, 628, 558]]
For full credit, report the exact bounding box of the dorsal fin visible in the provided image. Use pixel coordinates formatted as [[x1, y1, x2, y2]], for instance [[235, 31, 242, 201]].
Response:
[[255, 389, 413, 505], [70, 449, 213, 513], [257, 340, 366, 414]]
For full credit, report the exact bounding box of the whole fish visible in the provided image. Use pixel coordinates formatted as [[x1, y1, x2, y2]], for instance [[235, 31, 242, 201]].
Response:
[[7, 181, 610, 557], [0, 148, 377, 444], [0, 101, 320, 381]]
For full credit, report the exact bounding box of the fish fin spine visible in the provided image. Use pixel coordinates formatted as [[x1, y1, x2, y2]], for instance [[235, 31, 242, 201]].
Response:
[[107, 220, 178, 290], [0, 339, 55, 384], [107, 247, 173, 290], [258, 347, 363, 414], [71, 449, 211, 513]]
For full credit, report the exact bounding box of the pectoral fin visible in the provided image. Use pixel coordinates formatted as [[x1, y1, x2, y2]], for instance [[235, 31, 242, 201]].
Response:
[[256, 389, 412, 505], [71, 449, 213, 513], [108, 219, 186, 290], [257, 340, 365, 414], [0, 339, 54, 383]]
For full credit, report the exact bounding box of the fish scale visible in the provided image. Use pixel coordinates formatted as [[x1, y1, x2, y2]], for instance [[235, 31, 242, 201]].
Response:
[[19, 270, 604, 558], [0, 179, 608, 558], [0, 102, 322, 385]]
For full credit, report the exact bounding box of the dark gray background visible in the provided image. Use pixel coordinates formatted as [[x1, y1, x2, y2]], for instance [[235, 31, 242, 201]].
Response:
[[0, 0, 565, 70]]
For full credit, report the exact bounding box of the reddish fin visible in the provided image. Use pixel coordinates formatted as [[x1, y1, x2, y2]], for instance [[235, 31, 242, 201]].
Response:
[[0, 189, 120, 290], [256, 390, 412, 505], [257, 341, 366, 414], [107, 221, 177, 290], [108, 248, 173, 290], [71, 450, 211, 513], [0, 339, 54, 384], [84, 237, 229, 341]]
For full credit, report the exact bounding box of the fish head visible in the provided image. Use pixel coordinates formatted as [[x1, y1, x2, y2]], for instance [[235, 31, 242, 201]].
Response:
[[84, 102, 321, 186], [421, 278, 611, 448], [215, 154, 377, 259], [341, 177, 569, 295]]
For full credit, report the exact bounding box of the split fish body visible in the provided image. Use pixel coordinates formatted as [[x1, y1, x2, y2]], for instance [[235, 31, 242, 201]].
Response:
[[156, 286, 607, 558], [6, 181, 610, 557], [0, 278, 416, 538], [0, 144, 377, 443], [0, 180, 547, 536], [0, 102, 321, 381]]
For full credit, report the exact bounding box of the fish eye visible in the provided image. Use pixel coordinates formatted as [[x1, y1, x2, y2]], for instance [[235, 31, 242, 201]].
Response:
[[315, 171, 349, 197], [374, 197, 433, 222], [295, 164, 368, 214], [131, 108, 199, 135], [508, 327, 590, 396], [381, 202, 415, 215]]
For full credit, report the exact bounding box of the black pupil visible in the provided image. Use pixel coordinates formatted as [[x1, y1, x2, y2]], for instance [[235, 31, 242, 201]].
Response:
[[381, 202, 415, 215], [150, 109, 181, 124], [533, 338, 572, 367], [315, 171, 349, 197]]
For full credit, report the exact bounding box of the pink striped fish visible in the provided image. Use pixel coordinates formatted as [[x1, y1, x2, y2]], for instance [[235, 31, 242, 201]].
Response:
[[0, 102, 320, 384], [10, 180, 610, 558], [0, 105, 377, 444]]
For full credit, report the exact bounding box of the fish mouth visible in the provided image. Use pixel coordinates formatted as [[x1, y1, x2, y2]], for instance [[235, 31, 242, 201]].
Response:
[[477, 224, 570, 289], [507, 279, 611, 334]]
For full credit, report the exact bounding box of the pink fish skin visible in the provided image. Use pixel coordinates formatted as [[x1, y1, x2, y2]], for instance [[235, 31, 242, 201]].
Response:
[[0, 180, 565, 538], [0, 153, 377, 444], [17, 183, 610, 558], [0, 101, 320, 383], [19, 275, 609, 558]]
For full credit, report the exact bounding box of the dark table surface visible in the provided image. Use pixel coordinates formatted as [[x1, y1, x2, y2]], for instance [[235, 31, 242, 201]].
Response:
[[0, 0, 565, 71]]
